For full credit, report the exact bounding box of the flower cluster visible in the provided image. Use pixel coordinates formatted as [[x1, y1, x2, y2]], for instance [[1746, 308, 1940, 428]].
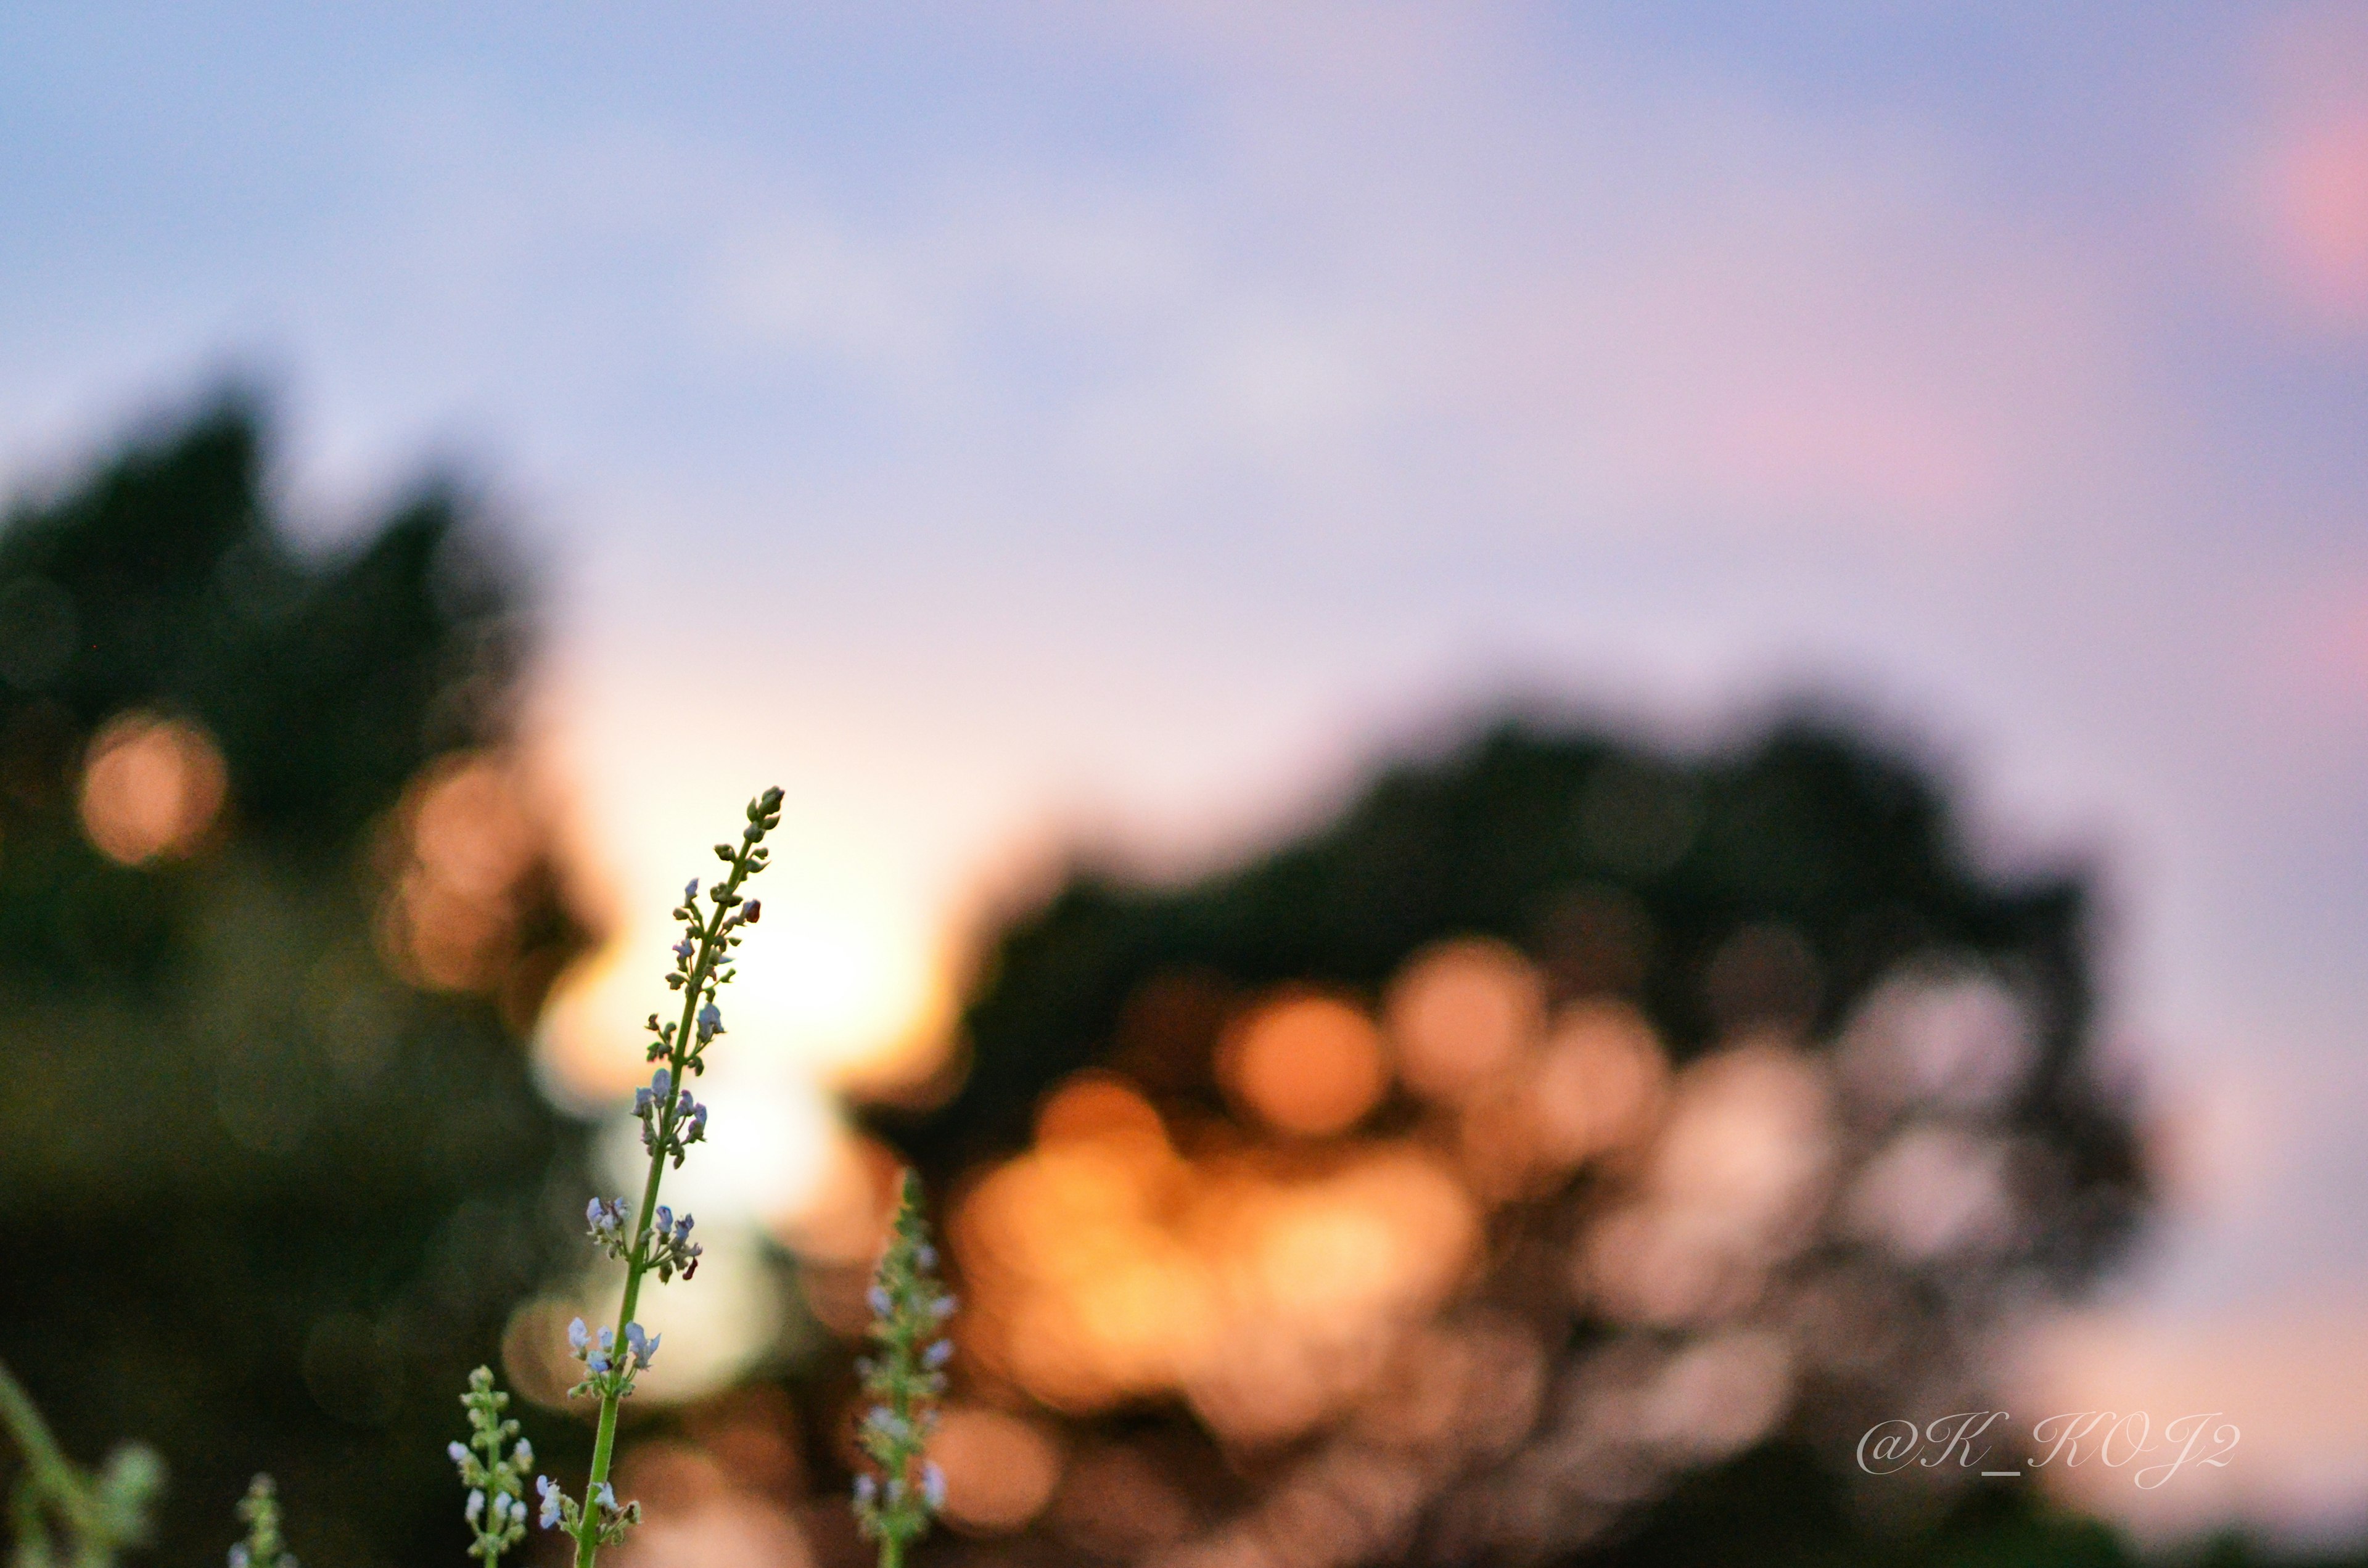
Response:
[[643, 821, 770, 1080], [585, 1197, 699, 1279], [227, 1474, 296, 1568], [645, 1205, 702, 1284], [564, 1316, 659, 1400], [585, 1197, 630, 1259], [533, 1476, 638, 1547], [445, 1368, 535, 1565], [633, 1067, 707, 1168], [850, 1172, 956, 1566]]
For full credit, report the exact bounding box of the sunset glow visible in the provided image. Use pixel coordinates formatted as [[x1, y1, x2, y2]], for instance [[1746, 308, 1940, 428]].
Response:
[[7, 0, 2368, 1551]]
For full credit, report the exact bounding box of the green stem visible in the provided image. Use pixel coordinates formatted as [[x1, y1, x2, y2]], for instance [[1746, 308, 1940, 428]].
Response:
[[570, 840, 757, 1568], [0, 1354, 90, 1539]]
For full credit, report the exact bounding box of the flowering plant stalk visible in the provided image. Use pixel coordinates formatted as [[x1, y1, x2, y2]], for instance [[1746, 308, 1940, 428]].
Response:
[[225, 1475, 295, 1568], [445, 1373, 532, 1562], [449, 786, 783, 1568], [0, 1355, 162, 1568], [851, 1173, 955, 1568]]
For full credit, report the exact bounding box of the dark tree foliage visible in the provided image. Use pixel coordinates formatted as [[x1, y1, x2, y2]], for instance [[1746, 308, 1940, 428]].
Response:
[[1595, 1442, 2136, 1568], [882, 716, 2155, 1567], [897, 719, 2142, 1278], [0, 396, 590, 1568]]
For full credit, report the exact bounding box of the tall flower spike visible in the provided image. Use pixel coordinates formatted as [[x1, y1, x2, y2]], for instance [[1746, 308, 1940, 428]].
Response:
[[485, 784, 783, 1568], [450, 1368, 536, 1564], [850, 1171, 956, 1568]]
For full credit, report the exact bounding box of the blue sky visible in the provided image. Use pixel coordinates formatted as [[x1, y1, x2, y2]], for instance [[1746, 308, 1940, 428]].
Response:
[[6, 2, 2367, 1540]]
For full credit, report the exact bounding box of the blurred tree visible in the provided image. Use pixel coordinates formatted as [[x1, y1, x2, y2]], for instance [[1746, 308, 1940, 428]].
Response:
[[878, 718, 2152, 1568], [0, 395, 591, 1568], [903, 719, 2142, 1254]]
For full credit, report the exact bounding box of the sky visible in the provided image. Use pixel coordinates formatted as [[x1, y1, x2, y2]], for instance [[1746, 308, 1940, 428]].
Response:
[[4, 0, 2367, 1545]]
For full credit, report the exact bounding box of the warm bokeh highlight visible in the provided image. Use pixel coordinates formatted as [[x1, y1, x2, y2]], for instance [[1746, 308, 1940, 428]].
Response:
[[78, 711, 227, 864]]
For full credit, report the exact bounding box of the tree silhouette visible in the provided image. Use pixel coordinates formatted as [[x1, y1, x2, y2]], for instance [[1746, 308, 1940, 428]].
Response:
[[0, 396, 590, 1568], [882, 715, 2150, 1567]]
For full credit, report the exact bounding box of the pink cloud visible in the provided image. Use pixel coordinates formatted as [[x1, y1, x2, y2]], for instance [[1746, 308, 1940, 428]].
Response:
[[2251, 9, 2368, 330], [2263, 110, 2368, 327]]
